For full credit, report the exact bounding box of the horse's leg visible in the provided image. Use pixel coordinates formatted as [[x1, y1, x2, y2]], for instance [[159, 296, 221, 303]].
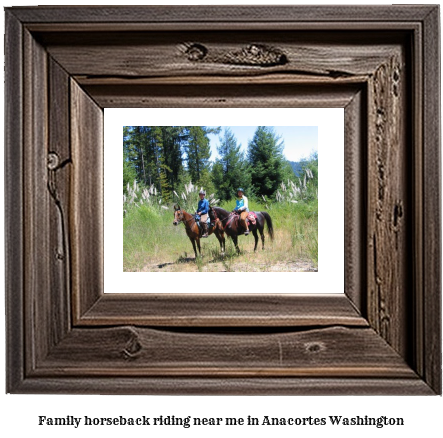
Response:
[[219, 227, 226, 254], [191, 238, 198, 259], [233, 235, 240, 254], [252, 229, 258, 252], [196, 237, 202, 257], [260, 225, 265, 250], [215, 230, 225, 255], [214, 230, 220, 251]]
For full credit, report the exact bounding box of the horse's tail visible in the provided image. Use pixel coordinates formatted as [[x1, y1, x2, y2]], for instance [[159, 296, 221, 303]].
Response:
[[261, 211, 274, 241]]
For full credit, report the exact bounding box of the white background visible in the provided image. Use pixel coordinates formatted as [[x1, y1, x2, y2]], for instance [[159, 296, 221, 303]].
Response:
[[1, 1, 442, 437], [106, 108, 343, 293]]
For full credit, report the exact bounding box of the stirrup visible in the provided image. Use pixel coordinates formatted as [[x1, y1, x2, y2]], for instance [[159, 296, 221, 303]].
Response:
[[244, 230, 250, 236]]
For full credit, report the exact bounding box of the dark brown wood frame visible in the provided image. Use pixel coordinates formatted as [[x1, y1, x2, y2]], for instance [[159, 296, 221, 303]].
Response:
[[5, 6, 441, 394]]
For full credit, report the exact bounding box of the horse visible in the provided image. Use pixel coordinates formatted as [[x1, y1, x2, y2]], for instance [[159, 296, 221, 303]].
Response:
[[208, 206, 274, 253], [173, 204, 226, 258]]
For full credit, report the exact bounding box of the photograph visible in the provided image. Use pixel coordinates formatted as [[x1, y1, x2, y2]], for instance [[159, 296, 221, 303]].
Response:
[[123, 126, 318, 273], [3, 0, 440, 412]]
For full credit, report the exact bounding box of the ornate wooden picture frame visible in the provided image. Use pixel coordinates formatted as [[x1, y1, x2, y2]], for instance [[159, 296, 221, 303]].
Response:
[[5, 5, 441, 394]]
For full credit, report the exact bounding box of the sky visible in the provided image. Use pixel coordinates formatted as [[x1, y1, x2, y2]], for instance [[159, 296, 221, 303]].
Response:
[[207, 126, 318, 163]]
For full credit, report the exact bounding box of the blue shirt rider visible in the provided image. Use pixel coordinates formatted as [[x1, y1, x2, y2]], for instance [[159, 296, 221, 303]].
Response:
[[233, 188, 250, 235], [196, 190, 210, 238]]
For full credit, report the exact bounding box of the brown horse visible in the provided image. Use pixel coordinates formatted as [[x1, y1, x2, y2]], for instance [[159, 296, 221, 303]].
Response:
[[209, 206, 274, 253], [173, 204, 226, 258]]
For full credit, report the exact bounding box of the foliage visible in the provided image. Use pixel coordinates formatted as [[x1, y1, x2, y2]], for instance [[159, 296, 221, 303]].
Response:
[[301, 151, 318, 190], [123, 125, 317, 205], [152, 126, 172, 203], [123, 180, 166, 217], [123, 126, 318, 272], [274, 152, 318, 203], [171, 180, 219, 213], [123, 126, 188, 195], [184, 126, 221, 187], [123, 179, 220, 218], [212, 127, 251, 201], [123, 158, 137, 193], [247, 126, 288, 198], [123, 195, 318, 272]]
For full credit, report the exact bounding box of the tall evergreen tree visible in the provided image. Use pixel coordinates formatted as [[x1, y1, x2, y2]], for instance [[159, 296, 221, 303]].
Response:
[[247, 126, 286, 197], [184, 126, 220, 187], [185, 126, 211, 184], [133, 126, 148, 185], [212, 128, 250, 201], [152, 127, 172, 203], [161, 126, 186, 192], [123, 126, 137, 191], [123, 125, 219, 202], [123, 126, 184, 197]]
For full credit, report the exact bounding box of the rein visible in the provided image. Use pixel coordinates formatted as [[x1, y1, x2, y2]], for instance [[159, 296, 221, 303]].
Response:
[[176, 210, 196, 226], [224, 213, 238, 230], [211, 208, 238, 230]]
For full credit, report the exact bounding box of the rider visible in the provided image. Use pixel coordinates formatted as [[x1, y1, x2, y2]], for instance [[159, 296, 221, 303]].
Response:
[[196, 189, 209, 238], [233, 188, 250, 236]]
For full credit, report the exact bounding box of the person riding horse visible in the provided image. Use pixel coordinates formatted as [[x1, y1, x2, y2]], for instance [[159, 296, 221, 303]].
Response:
[[233, 188, 249, 236], [196, 189, 209, 238]]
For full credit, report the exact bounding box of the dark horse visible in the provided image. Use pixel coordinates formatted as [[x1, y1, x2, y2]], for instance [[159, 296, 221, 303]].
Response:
[[209, 206, 274, 253], [173, 204, 226, 258]]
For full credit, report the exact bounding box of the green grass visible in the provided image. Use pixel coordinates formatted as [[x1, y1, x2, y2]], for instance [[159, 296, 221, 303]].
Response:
[[123, 199, 318, 272]]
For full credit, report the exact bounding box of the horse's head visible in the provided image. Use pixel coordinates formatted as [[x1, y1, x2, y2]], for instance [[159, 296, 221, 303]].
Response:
[[173, 204, 183, 226], [208, 206, 216, 222]]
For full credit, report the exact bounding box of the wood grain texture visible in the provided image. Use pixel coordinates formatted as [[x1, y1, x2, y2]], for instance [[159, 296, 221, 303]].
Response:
[[411, 18, 425, 382], [82, 83, 361, 109], [12, 377, 434, 396], [366, 51, 409, 358], [344, 90, 366, 314], [40, 31, 403, 79], [8, 5, 436, 23], [48, 58, 72, 345], [79, 294, 367, 327], [70, 80, 104, 321], [23, 29, 50, 372], [37, 326, 415, 378], [76, 73, 368, 86], [4, 5, 441, 394], [422, 6, 441, 394], [4, 10, 24, 393]]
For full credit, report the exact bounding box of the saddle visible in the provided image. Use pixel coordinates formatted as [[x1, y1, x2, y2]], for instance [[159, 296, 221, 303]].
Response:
[[247, 211, 257, 225], [196, 216, 213, 233], [224, 211, 256, 231]]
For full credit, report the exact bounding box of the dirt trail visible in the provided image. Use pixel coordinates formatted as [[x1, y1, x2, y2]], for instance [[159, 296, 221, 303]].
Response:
[[143, 258, 317, 272]]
